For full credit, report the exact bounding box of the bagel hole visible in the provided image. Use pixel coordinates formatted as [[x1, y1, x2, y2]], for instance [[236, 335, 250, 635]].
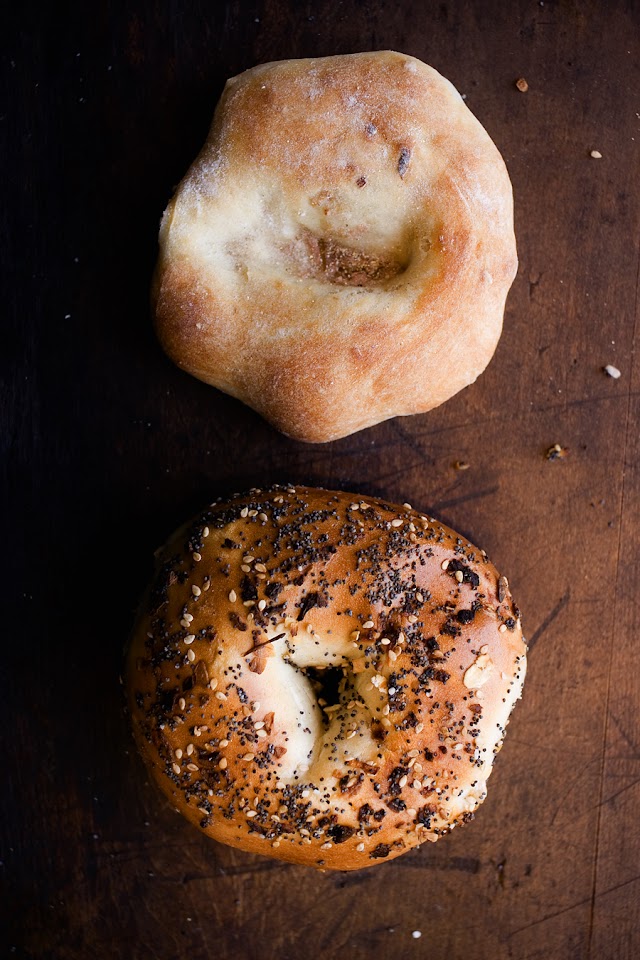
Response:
[[303, 665, 346, 718]]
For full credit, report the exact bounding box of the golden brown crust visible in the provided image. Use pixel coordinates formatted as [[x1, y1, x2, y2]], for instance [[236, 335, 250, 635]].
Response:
[[127, 486, 526, 870], [153, 51, 517, 442]]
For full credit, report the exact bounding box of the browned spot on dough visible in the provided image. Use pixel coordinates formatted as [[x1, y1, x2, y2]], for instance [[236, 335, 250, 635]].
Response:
[[286, 229, 408, 288], [398, 147, 411, 177]]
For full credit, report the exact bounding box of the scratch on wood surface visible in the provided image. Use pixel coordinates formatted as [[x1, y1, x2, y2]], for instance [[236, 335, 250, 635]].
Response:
[[528, 391, 640, 417], [433, 485, 499, 511], [390, 419, 436, 465], [597, 777, 640, 810], [597, 872, 640, 900], [509, 874, 640, 943], [526, 591, 571, 653], [608, 711, 640, 761], [507, 895, 591, 939], [549, 755, 602, 826]]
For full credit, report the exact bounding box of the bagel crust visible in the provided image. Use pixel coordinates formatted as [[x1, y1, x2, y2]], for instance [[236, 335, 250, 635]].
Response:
[[153, 51, 517, 443], [127, 487, 526, 870]]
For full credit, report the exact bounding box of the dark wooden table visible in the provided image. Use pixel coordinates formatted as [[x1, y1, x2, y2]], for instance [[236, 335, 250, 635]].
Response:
[[3, 2, 639, 958]]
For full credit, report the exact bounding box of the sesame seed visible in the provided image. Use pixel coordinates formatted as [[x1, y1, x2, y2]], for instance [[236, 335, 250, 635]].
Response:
[[363, 620, 374, 629], [499, 623, 508, 633], [413, 780, 422, 790], [192, 584, 201, 596], [259, 513, 268, 522], [391, 518, 403, 527], [215, 691, 227, 700], [209, 678, 218, 691], [346, 730, 357, 739], [254, 562, 267, 573], [256, 729, 268, 738], [272, 840, 281, 848], [403, 502, 412, 510], [241, 564, 251, 573], [178, 697, 186, 711], [186, 743, 194, 756], [174, 748, 183, 759], [187, 649, 195, 662], [357, 843, 365, 852], [381, 638, 390, 645], [388, 651, 398, 662], [229, 590, 237, 603], [193, 552, 201, 562], [408, 615, 418, 624], [219, 758, 228, 770], [243, 555, 254, 563], [399, 775, 408, 788], [408, 749, 420, 757], [455, 570, 464, 583], [202, 527, 209, 538], [590, 149, 602, 158], [184, 634, 195, 645], [321, 842, 332, 850], [246, 810, 257, 818], [412, 930, 422, 939], [242, 753, 255, 762], [388, 687, 397, 696], [441, 560, 449, 570], [605, 364, 621, 378], [258, 599, 267, 611], [172, 763, 181, 775], [219, 739, 229, 747], [183, 613, 193, 622], [240, 507, 249, 518]]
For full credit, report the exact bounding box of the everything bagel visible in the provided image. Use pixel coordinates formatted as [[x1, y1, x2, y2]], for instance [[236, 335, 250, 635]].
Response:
[[153, 51, 518, 442], [127, 486, 526, 870]]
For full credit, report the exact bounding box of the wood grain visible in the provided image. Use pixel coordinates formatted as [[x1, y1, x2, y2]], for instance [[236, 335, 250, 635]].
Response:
[[2, 1, 639, 958]]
